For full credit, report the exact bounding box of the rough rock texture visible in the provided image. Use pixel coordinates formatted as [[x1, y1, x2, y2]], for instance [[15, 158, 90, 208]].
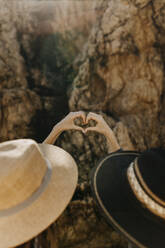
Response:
[[70, 0, 164, 152], [0, 1, 68, 143], [0, 0, 97, 143], [56, 0, 165, 248], [1, 0, 165, 248]]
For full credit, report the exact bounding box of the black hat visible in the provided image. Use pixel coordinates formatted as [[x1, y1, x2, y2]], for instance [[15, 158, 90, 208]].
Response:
[[90, 149, 165, 248]]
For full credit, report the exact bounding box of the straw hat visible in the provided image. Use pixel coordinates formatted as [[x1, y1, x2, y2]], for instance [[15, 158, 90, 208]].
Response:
[[0, 138, 78, 248], [90, 148, 165, 248]]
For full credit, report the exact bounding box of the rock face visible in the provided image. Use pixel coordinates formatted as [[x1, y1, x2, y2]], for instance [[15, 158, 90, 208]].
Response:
[[55, 1, 165, 248], [1, 0, 165, 248], [0, 0, 68, 143], [0, 0, 97, 143], [70, 0, 164, 152]]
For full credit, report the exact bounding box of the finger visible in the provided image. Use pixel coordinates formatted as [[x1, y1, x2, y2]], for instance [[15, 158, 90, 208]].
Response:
[[78, 111, 86, 124], [86, 112, 93, 123], [86, 112, 99, 123], [72, 111, 86, 123], [67, 112, 78, 121], [73, 125, 85, 133]]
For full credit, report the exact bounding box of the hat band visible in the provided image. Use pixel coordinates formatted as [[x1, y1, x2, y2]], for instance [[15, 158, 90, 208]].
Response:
[[134, 160, 165, 207], [127, 162, 165, 220], [0, 158, 52, 217]]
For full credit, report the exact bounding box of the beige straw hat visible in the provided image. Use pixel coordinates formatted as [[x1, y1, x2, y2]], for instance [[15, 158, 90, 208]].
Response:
[[0, 138, 78, 248]]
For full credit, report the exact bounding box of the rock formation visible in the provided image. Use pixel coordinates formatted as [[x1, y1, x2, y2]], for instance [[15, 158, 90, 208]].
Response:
[[1, 0, 165, 247], [0, 0, 97, 143]]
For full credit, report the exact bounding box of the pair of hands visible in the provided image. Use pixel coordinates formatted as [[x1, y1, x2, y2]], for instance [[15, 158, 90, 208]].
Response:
[[44, 111, 120, 152], [58, 111, 110, 135]]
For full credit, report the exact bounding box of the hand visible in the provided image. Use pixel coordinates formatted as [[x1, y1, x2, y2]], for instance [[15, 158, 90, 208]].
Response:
[[44, 111, 120, 151], [84, 112, 120, 152], [43, 111, 86, 144], [84, 112, 110, 135], [56, 111, 86, 132]]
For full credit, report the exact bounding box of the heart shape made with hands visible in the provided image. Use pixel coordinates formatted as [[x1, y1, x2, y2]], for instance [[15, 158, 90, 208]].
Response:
[[44, 111, 120, 152], [70, 111, 109, 134], [73, 113, 96, 131], [64, 111, 120, 152]]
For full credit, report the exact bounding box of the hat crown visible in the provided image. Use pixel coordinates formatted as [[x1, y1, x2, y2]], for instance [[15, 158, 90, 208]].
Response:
[[137, 149, 165, 203], [0, 139, 47, 210]]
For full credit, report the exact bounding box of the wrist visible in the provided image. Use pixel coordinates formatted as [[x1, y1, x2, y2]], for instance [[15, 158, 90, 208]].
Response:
[[53, 122, 64, 134], [102, 125, 112, 136]]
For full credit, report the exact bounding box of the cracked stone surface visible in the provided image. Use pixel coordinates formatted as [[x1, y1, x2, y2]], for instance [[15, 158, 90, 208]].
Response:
[[69, 0, 164, 152], [1, 0, 165, 247], [28, 0, 165, 247]]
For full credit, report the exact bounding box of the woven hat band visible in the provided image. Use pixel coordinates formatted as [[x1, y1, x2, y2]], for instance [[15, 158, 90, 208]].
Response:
[[134, 160, 165, 207], [127, 162, 165, 220], [0, 140, 47, 210]]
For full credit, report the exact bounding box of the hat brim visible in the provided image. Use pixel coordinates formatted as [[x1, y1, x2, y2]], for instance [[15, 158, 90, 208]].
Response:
[[90, 151, 165, 248], [0, 144, 78, 248]]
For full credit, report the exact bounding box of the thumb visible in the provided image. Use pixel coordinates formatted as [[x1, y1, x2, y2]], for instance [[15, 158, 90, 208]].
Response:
[[73, 125, 85, 133], [84, 126, 98, 134]]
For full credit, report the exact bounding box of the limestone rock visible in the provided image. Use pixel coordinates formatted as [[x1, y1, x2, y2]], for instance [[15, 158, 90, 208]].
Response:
[[2, 0, 165, 248], [0, 89, 41, 141], [62, 0, 165, 247], [69, 0, 164, 152]]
